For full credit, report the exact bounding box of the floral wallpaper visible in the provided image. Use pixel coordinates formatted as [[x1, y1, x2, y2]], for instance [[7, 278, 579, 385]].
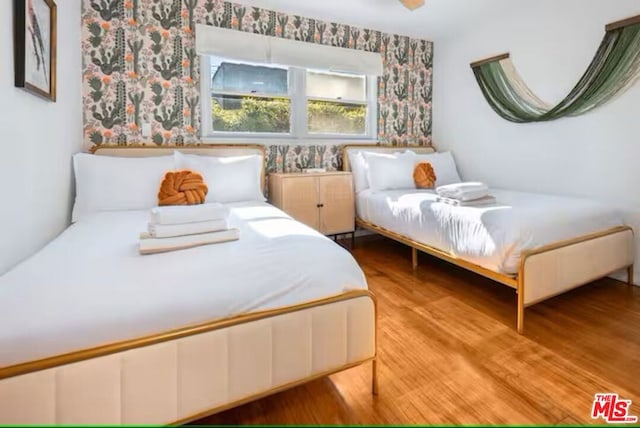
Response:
[[82, 0, 433, 172]]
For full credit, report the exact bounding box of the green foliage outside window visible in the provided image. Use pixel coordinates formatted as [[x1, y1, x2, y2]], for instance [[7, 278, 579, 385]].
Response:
[[212, 96, 366, 134], [307, 100, 366, 135], [212, 96, 290, 133]]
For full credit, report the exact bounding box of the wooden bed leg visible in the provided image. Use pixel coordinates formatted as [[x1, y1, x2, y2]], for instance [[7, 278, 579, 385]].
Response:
[[517, 277, 525, 335], [371, 359, 379, 396], [628, 265, 634, 286], [411, 247, 418, 270]]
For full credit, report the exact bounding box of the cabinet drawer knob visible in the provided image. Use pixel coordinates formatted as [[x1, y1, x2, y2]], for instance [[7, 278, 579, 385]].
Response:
[[317, 203, 324, 208]]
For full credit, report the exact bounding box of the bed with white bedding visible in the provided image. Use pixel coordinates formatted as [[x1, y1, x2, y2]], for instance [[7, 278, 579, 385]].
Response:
[[0, 145, 377, 425], [0, 203, 367, 368], [356, 188, 625, 275], [344, 145, 634, 334]]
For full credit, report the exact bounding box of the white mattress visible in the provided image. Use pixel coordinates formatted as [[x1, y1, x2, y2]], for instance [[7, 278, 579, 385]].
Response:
[[357, 188, 624, 275], [0, 202, 367, 368]]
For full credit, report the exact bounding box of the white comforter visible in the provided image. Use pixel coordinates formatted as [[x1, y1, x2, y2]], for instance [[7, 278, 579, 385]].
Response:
[[0, 202, 366, 367], [357, 188, 624, 274]]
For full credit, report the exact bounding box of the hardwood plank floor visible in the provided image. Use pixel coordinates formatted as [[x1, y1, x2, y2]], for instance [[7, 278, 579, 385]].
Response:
[[193, 237, 640, 425]]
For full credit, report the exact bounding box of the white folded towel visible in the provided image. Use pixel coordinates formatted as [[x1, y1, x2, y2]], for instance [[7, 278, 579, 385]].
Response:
[[150, 203, 230, 225], [139, 229, 240, 255], [148, 219, 229, 238], [436, 195, 496, 207], [436, 182, 489, 201]]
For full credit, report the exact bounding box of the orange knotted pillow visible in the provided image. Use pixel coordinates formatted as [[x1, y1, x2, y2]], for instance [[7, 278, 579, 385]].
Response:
[[413, 162, 437, 189], [158, 170, 208, 206]]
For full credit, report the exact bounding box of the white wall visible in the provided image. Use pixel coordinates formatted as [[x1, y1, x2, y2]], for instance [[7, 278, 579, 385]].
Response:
[[433, 0, 640, 282], [0, 0, 83, 274]]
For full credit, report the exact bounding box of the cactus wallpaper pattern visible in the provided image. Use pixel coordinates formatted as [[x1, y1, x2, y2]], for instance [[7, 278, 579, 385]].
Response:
[[82, 0, 433, 172]]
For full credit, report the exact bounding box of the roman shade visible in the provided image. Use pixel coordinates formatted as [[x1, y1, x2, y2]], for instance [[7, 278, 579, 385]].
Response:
[[195, 24, 384, 75]]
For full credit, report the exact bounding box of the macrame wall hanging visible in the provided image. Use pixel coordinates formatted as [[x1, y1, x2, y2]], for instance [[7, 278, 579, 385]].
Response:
[[470, 14, 640, 123]]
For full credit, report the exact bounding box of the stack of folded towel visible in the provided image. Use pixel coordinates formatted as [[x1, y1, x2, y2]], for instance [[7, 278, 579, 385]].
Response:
[[435, 182, 496, 207], [139, 203, 239, 255]]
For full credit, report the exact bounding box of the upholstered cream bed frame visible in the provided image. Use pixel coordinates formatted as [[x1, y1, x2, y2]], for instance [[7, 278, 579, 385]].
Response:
[[343, 144, 634, 334], [0, 145, 377, 425]]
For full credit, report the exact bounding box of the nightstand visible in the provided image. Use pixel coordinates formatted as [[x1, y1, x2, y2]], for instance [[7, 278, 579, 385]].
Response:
[[269, 171, 355, 239]]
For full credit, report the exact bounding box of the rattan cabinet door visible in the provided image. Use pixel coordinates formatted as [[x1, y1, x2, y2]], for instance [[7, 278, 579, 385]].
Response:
[[279, 176, 320, 230], [318, 174, 354, 235]]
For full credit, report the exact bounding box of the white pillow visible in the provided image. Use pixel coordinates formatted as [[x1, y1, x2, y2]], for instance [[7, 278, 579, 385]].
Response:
[[410, 151, 462, 187], [174, 151, 265, 203], [72, 153, 174, 222], [347, 151, 369, 194], [364, 151, 416, 191]]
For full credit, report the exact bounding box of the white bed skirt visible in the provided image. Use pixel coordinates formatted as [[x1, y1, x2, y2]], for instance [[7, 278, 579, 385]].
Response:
[[0, 294, 376, 424]]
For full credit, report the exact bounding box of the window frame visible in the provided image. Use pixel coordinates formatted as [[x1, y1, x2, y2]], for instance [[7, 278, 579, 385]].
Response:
[[200, 56, 378, 141]]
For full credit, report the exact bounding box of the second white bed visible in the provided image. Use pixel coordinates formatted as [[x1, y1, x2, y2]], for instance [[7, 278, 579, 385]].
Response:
[[357, 188, 625, 274]]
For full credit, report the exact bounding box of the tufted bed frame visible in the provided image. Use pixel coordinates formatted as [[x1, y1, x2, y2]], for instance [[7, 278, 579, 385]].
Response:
[[342, 144, 634, 334], [0, 145, 377, 425]]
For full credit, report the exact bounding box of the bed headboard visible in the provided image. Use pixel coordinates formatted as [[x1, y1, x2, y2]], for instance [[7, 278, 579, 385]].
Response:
[[341, 145, 436, 172], [91, 144, 267, 192]]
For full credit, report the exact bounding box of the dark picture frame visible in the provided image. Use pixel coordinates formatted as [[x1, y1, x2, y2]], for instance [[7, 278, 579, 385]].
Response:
[[14, 0, 57, 101]]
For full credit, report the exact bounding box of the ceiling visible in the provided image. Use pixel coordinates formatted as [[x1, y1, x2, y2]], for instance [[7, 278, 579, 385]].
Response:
[[229, 0, 513, 40], [229, 1, 639, 42]]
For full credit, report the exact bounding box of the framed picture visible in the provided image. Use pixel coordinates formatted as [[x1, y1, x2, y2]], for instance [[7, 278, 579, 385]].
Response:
[[13, 0, 57, 101]]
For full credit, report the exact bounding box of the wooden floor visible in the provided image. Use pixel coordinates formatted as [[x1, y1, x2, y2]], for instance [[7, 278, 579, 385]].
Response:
[[193, 237, 640, 425]]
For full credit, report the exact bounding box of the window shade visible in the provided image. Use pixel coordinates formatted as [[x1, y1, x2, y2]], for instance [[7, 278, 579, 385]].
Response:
[[195, 24, 384, 75], [195, 24, 270, 63]]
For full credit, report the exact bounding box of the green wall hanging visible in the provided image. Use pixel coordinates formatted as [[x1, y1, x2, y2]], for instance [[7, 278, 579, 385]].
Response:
[[470, 14, 640, 123]]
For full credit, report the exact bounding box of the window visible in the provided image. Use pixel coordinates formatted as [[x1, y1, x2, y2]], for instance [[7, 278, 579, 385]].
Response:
[[307, 71, 367, 135], [201, 56, 377, 139], [210, 60, 290, 133]]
